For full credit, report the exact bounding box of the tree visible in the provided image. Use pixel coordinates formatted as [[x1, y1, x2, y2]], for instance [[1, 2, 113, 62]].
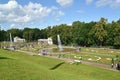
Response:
[[48, 24, 72, 45], [1, 17, 120, 48], [6, 28, 23, 41], [72, 21, 85, 46], [32, 28, 41, 40], [0, 30, 7, 41], [23, 28, 32, 42], [39, 28, 48, 39], [89, 18, 107, 46], [84, 22, 96, 46], [113, 20, 120, 48], [105, 22, 114, 46]]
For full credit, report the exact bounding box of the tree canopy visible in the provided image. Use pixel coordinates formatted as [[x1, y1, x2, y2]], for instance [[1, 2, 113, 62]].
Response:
[[0, 17, 120, 49]]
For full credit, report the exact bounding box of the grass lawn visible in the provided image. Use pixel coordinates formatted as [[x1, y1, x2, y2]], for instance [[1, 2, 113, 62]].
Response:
[[0, 49, 120, 80], [81, 47, 120, 55]]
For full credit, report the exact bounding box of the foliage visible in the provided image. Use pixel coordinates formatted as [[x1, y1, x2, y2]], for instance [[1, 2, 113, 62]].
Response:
[[0, 17, 120, 48], [89, 18, 107, 46]]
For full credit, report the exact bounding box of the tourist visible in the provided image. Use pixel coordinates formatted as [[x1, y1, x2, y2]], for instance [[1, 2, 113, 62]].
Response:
[[111, 63, 114, 68], [116, 62, 120, 70], [111, 58, 114, 68]]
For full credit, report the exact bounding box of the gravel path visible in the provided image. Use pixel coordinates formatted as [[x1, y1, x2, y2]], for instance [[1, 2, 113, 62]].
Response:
[[16, 50, 117, 71], [46, 55, 117, 71]]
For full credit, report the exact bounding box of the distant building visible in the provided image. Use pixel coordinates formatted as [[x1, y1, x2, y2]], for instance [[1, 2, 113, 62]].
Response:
[[38, 37, 53, 45], [14, 37, 26, 43], [48, 38, 53, 45]]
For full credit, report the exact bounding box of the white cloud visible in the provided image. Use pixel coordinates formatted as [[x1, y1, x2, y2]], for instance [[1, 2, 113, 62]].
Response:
[[86, 0, 93, 5], [67, 23, 72, 26], [52, 9, 64, 22], [10, 23, 23, 29], [95, 0, 120, 8], [77, 9, 84, 13], [58, 11, 65, 16], [0, 0, 57, 24], [111, 0, 120, 8], [56, 0, 73, 7], [54, 10, 65, 22], [10, 24, 17, 28], [96, 0, 112, 7], [55, 18, 60, 22], [23, 2, 52, 21]]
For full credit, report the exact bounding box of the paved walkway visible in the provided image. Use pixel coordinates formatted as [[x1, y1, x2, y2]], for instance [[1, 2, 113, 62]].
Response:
[[16, 50, 117, 71]]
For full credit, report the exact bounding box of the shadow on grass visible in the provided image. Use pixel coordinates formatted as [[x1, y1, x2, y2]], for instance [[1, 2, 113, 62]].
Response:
[[0, 56, 10, 59], [50, 62, 65, 70]]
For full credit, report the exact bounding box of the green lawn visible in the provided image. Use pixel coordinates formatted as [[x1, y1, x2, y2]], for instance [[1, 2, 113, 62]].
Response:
[[0, 49, 120, 80], [51, 47, 120, 65], [81, 47, 120, 55]]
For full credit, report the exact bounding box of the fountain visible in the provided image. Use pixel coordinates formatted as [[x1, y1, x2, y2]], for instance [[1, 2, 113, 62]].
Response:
[[9, 33, 14, 50], [57, 34, 63, 51], [57, 34, 63, 58]]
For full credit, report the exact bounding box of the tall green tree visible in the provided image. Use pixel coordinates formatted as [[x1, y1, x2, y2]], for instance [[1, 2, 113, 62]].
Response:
[[89, 18, 107, 46], [32, 28, 41, 40], [72, 21, 85, 46], [1, 17, 120, 48], [49, 24, 72, 45], [85, 22, 96, 46], [105, 21, 115, 46], [113, 20, 120, 48], [6, 28, 23, 41], [23, 28, 32, 42]]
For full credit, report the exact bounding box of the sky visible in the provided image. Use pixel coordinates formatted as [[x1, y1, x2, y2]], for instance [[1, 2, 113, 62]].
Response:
[[0, 0, 120, 30]]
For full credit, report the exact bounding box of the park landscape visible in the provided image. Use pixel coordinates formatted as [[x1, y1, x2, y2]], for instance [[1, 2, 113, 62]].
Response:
[[0, 0, 120, 80], [0, 44, 120, 80]]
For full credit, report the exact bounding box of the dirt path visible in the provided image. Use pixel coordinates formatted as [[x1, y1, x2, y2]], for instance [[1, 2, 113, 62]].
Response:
[[45, 55, 117, 71], [16, 50, 117, 71]]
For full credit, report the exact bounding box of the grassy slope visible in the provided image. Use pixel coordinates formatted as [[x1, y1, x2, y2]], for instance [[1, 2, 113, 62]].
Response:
[[0, 49, 120, 80]]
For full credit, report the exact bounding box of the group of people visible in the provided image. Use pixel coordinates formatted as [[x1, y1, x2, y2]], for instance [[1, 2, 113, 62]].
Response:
[[111, 59, 120, 70], [116, 62, 120, 70], [111, 55, 120, 70]]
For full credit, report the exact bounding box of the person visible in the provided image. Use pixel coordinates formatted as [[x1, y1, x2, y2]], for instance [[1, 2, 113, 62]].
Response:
[[111, 63, 114, 68], [117, 62, 120, 70], [111, 58, 114, 68], [116, 63, 118, 69], [116, 63, 118, 70]]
